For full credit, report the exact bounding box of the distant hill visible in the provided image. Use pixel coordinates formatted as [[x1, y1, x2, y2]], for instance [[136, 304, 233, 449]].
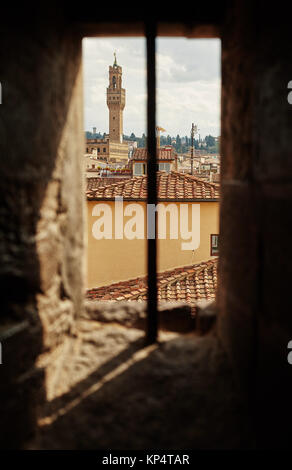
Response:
[[85, 130, 219, 153]]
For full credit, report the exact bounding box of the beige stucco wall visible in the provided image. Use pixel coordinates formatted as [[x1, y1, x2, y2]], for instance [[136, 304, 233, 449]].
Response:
[[86, 141, 109, 159], [86, 200, 219, 288], [109, 141, 129, 162]]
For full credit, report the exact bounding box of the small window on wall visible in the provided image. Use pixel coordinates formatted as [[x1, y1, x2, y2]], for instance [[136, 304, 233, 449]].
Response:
[[211, 234, 219, 256], [97, 148, 100, 153], [158, 162, 170, 173], [134, 162, 146, 176], [103, 148, 106, 152]]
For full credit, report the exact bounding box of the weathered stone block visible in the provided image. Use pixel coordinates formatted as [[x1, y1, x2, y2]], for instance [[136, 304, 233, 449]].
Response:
[[0, 366, 44, 449], [0, 321, 42, 383], [84, 300, 196, 333], [196, 300, 217, 335], [217, 182, 258, 387]]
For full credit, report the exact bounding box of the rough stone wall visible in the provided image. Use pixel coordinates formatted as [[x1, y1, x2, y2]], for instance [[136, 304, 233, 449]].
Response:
[[218, 0, 292, 448], [84, 300, 216, 334], [0, 8, 84, 448], [84, 301, 197, 332], [1, 0, 291, 450]]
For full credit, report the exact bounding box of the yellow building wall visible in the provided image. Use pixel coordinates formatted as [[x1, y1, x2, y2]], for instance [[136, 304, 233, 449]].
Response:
[[86, 200, 219, 288], [109, 141, 129, 162]]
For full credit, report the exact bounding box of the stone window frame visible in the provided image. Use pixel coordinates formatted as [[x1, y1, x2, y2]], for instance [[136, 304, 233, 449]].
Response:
[[80, 20, 220, 343]]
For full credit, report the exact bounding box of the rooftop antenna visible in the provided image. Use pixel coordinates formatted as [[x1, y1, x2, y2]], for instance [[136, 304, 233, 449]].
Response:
[[190, 124, 200, 175]]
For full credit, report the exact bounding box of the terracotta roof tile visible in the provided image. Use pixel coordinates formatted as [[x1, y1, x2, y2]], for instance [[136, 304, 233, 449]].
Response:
[[87, 259, 218, 305], [87, 177, 129, 191], [132, 148, 175, 161], [87, 171, 220, 201]]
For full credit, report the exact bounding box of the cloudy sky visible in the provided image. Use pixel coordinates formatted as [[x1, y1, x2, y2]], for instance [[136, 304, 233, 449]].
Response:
[[82, 37, 221, 138]]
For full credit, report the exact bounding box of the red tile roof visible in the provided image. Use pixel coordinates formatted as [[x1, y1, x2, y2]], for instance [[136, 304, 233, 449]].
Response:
[[86, 171, 220, 201], [132, 147, 175, 161], [87, 177, 130, 191], [87, 259, 218, 305]]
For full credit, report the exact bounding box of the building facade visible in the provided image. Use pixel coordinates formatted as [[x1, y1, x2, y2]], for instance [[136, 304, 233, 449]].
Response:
[[130, 147, 177, 176], [86, 172, 219, 288]]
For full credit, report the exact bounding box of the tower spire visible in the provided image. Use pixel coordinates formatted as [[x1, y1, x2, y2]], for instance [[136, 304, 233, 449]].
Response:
[[113, 51, 117, 67]]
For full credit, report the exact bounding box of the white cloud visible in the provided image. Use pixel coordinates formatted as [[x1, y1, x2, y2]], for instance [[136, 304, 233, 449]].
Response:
[[82, 37, 221, 138]]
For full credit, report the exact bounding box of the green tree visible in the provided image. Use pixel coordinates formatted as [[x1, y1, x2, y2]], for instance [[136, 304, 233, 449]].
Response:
[[176, 134, 181, 152], [205, 135, 216, 148], [160, 135, 167, 146], [141, 133, 146, 147]]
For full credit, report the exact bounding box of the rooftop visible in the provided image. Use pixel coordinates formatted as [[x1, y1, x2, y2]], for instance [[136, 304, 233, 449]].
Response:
[[87, 176, 130, 191], [86, 171, 220, 201], [131, 147, 176, 161], [87, 258, 218, 304]]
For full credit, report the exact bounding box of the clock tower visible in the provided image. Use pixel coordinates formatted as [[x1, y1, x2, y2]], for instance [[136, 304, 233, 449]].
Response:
[[106, 53, 126, 143]]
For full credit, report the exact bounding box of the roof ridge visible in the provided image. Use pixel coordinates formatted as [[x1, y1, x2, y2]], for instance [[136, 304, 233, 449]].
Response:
[[87, 259, 218, 296], [86, 258, 218, 303], [171, 170, 219, 187], [92, 175, 145, 197], [87, 172, 220, 200], [88, 275, 147, 293], [157, 259, 217, 285]]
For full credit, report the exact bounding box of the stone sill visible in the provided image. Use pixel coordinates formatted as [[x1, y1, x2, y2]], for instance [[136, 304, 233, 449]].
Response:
[[84, 300, 217, 334]]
